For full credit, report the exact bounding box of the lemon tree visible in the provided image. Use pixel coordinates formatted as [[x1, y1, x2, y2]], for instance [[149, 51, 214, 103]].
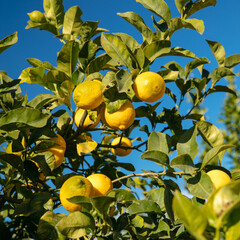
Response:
[[1, 0, 240, 239]]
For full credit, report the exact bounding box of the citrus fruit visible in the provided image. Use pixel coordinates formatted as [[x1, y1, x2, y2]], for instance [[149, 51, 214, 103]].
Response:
[[28, 11, 46, 23], [133, 71, 166, 102], [73, 80, 103, 110], [104, 100, 135, 130], [74, 108, 100, 130], [48, 134, 66, 169], [87, 173, 113, 197], [207, 169, 231, 190], [111, 137, 132, 156], [60, 175, 94, 212]]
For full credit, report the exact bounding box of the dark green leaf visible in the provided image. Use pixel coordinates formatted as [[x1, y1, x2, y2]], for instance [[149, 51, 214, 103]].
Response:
[[141, 150, 169, 167], [207, 85, 237, 97], [0, 32, 18, 54], [127, 200, 162, 215]]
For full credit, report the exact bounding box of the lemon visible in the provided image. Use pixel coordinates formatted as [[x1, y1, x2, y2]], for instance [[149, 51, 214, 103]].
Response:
[[111, 137, 132, 156], [87, 173, 113, 197], [104, 100, 135, 130], [28, 11, 46, 23], [207, 169, 231, 190], [60, 175, 94, 212], [73, 80, 103, 110], [74, 108, 100, 130], [48, 134, 66, 169], [133, 71, 165, 102]]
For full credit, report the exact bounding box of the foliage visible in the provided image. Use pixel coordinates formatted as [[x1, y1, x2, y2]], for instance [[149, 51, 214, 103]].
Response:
[[0, 0, 240, 239]]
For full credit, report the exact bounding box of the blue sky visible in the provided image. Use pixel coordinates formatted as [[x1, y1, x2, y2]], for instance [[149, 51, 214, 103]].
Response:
[[1, 0, 240, 209]]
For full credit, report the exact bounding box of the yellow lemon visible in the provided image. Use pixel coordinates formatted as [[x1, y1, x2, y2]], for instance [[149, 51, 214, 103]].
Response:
[[104, 100, 135, 130], [60, 175, 94, 212], [73, 80, 103, 110], [207, 169, 231, 190], [74, 108, 100, 130], [87, 173, 113, 197], [111, 137, 132, 156], [133, 71, 165, 102], [48, 134, 66, 169]]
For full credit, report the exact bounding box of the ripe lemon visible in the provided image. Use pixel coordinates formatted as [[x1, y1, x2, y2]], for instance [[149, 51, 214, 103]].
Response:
[[104, 100, 135, 130], [207, 169, 231, 190], [60, 175, 94, 212], [133, 71, 166, 102], [111, 137, 132, 156], [73, 80, 103, 110], [48, 134, 66, 169], [87, 173, 113, 197], [74, 108, 100, 130]]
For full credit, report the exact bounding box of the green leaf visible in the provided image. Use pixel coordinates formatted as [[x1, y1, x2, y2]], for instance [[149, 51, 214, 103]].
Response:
[[136, 0, 171, 26], [146, 188, 165, 211], [185, 57, 209, 78], [0, 107, 51, 131], [127, 200, 162, 215], [141, 150, 170, 167], [163, 47, 198, 59], [201, 144, 235, 170], [195, 121, 224, 148], [56, 211, 95, 239], [186, 172, 214, 199], [85, 53, 111, 75], [211, 67, 235, 86], [183, 0, 217, 19], [43, 0, 64, 29], [175, 0, 190, 15], [90, 196, 115, 217], [176, 126, 198, 160], [27, 58, 55, 70], [116, 69, 132, 93], [170, 154, 196, 174], [143, 40, 171, 63], [101, 33, 133, 70], [0, 153, 24, 173], [173, 190, 208, 239], [108, 189, 137, 202], [115, 33, 140, 52], [57, 40, 80, 77], [19, 67, 45, 85], [117, 12, 153, 43], [206, 39, 225, 67], [168, 18, 204, 38], [28, 94, 59, 109], [37, 211, 66, 240], [225, 54, 240, 68], [225, 213, 240, 240], [0, 32, 18, 54], [207, 85, 237, 97], [147, 131, 171, 155], [62, 6, 83, 37]]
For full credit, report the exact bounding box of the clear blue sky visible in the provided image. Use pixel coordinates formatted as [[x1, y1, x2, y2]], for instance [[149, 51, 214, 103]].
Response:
[[1, 0, 239, 204]]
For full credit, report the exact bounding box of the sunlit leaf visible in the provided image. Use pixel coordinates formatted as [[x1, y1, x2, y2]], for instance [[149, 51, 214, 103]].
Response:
[[207, 85, 237, 97], [101, 33, 133, 70], [141, 150, 170, 167], [136, 0, 171, 26], [0, 32, 18, 54], [116, 69, 132, 93], [28, 94, 59, 109], [170, 154, 196, 174], [185, 57, 209, 78], [175, 0, 190, 15], [19, 67, 45, 85], [225, 54, 240, 68], [127, 200, 162, 215]]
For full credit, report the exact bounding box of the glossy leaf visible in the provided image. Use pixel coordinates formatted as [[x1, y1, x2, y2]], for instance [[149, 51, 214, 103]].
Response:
[[185, 57, 209, 78], [117, 12, 153, 43], [141, 150, 169, 167], [163, 47, 198, 59], [37, 211, 66, 240], [0, 32, 18, 54], [176, 126, 198, 160], [143, 40, 171, 63], [147, 131, 171, 155], [186, 172, 214, 199], [211, 67, 235, 86], [173, 190, 208, 239], [19, 67, 45, 85], [127, 200, 162, 215], [170, 154, 196, 174], [206, 39, 225, 67], [0, 107, 51, 131], [207, 85, 237, 97], [115, 33, 140, 52], [225, 54, 240, 68], [57, 40, 80, 77], [136, 0, 171, 26], [56, 211, 95, 239], [183, 0, 217, 19], [43, 0, 64, 29], [101, 33, 133, 70], [201, 144, 235, 169], [28, 94, 59, 109], [195, 121, 224, 148], [62, 6, 83, 37]]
